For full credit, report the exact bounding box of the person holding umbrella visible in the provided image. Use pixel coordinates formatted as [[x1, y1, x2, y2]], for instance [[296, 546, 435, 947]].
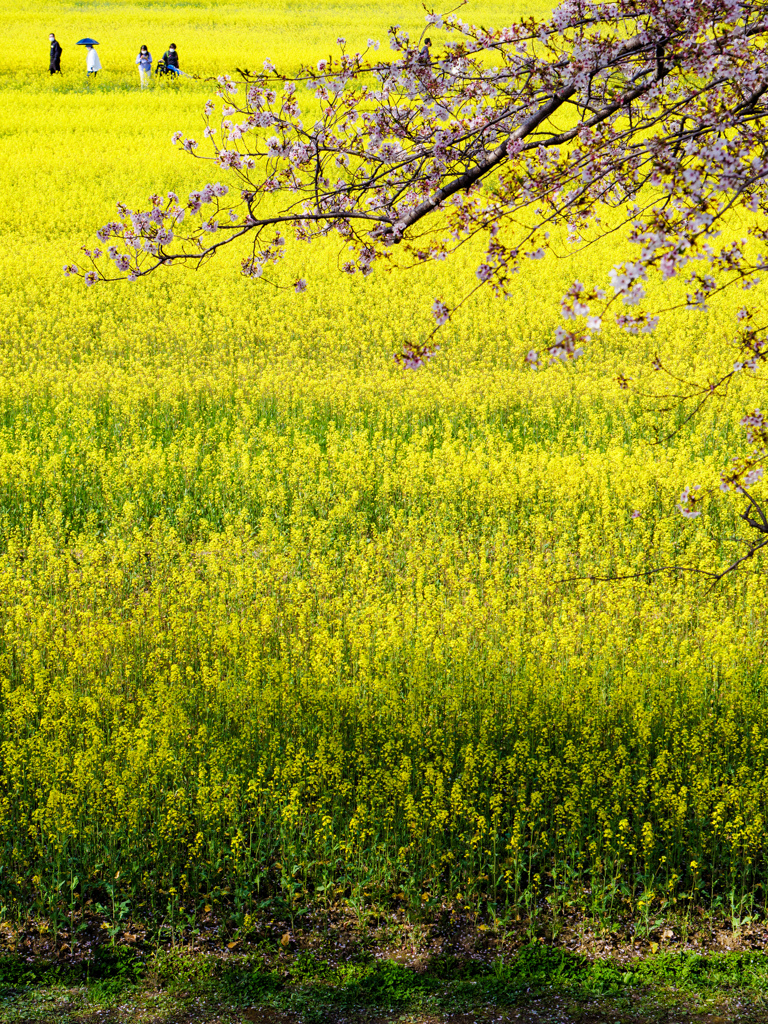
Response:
[[48, 33, 62, 75], [77, 38, 101, 76], [85, 43, 101, 76]]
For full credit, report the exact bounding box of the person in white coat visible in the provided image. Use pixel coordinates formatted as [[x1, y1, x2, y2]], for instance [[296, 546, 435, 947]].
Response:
[[86, 44, 101, 76]]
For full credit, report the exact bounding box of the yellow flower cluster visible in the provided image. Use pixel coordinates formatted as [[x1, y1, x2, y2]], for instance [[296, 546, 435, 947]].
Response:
[[0, 0, 766, 926]]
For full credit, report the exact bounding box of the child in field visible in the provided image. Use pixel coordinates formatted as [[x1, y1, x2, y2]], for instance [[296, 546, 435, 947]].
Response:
[[86, 44, 101, 76], [136, 45, 152, 87]]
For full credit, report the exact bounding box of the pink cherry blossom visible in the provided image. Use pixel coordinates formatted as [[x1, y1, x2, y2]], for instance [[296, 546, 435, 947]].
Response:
[[72, 0, 768, 557], [432, 299, 450, 326]]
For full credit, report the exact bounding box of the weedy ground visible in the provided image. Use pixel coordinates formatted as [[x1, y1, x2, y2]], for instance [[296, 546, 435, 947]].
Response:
[[1, 1, 768, 1017], [2, 926, 768, 1023]]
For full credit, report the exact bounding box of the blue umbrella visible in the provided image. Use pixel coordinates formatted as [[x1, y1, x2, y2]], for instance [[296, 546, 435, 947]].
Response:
[[76, 38, 99, 45]]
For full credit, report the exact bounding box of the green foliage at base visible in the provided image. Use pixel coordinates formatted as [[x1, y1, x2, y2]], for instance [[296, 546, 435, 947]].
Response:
[[1, 944, 768, 1022]]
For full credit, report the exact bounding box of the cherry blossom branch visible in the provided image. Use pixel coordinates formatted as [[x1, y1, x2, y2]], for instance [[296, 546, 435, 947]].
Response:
[[68, 0, 768, 572], [554, 540, 768, 588]]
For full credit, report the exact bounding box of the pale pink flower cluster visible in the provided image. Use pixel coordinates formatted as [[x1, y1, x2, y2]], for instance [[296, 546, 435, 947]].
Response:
[[432, 299, 450, 326], [396, 342, 439, 369], [677, 486, 702, 519], [741, 410, 766, 444]]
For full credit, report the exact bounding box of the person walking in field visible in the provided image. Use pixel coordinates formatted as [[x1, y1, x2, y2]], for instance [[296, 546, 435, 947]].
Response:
[[162, 43, 180, 75], [136, 44, 152, 87], [49, 33, 62, 74], [85, 43, 101, 76]]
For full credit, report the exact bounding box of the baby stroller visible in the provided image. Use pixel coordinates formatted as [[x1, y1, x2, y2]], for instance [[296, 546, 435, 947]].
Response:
[[155, 58, 180, 78]]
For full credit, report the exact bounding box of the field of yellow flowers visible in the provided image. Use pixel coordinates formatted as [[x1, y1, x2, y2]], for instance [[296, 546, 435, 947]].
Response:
[[0, 0, 767, 942]]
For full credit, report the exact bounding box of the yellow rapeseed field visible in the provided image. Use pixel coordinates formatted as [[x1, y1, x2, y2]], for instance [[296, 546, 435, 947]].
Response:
[[0, 0, 766, 934]]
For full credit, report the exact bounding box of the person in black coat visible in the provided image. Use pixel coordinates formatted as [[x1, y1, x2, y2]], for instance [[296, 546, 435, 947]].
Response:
[[162, 43, 180, 73], [49, 33, 62, 74]]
